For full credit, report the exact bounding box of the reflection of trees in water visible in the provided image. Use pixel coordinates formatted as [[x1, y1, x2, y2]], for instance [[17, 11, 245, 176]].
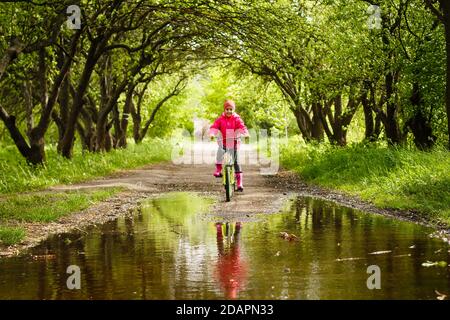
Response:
[[145, 194, 217, 299], [4, 195, 449, 299]]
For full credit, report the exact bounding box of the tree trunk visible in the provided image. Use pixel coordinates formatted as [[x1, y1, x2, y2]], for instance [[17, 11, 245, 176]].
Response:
[[319, 94, 359, 146], [406, 82, 436, 149], [60, 37, 106, 158], [380, 6, 404, 146], [384, 71, 402, 145], [117, 84, 135, 148], [291, 105, 312, 142], [23, 80, 34, 141], [38, 48, 48, 108], [131, 88, 143, 144], [112, 102, 121, 149], [56, 71, 71, 152], [362, 87, 377, 142], [105, 123, 113, 152], [0, 108, 45, 165], [132, 114, 142, 143], [330, 96, 345, 146], [311, 102, 324, 142], [96, 76, 136, 151], [374, 113, 382, 139], [95, 121, 107, 151], [444, 1, 450, 149]]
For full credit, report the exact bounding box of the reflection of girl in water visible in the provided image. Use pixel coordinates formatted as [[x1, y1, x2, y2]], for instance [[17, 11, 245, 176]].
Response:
[[215, 222, 247, 299]]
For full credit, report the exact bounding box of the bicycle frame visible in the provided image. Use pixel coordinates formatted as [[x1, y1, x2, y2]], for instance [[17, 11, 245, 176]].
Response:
[[213, 136, 240, 201], [222, 148, 236, 202], [222, 149, 236, 186]]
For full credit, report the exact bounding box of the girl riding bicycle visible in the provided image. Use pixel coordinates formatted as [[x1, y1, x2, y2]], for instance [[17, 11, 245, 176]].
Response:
[[209, 99, 249, 192]]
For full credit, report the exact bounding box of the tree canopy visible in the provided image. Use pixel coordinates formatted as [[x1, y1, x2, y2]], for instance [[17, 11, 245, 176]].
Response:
[[0, 0, 448, 165]]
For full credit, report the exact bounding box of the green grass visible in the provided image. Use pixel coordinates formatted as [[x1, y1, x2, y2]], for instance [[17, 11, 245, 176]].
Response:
[[0, 138, 172, 195], [281, 136, 450, 224], [0, 188, 122, 223], [0, 137, 172, 246], [0, 226, 26, 245]]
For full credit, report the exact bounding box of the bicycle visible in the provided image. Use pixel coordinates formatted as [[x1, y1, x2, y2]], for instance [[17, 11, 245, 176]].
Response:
[[212, 136, 240, 202], [222, 147, 236, 202]]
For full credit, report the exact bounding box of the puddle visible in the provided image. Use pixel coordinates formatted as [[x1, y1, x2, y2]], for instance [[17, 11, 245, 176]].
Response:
[[0, 193, 449, 299]]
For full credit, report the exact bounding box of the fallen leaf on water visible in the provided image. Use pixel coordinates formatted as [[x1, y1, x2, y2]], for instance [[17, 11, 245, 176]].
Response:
[[369, 250, 392, 255], [279, 232, 289, 238], [279, 232, 299, 242], [32, 254, 56, 260], [422, 261, 448, 267], [435, 290, 447, 300], [335, 257, 365, 261]]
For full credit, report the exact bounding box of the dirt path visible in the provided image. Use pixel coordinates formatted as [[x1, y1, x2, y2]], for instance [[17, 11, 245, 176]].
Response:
[[50, 143, 295, 219], [1, 142, 448, 257]]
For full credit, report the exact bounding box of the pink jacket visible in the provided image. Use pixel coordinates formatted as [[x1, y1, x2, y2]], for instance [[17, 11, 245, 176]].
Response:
[[210, 112, 248, 149]]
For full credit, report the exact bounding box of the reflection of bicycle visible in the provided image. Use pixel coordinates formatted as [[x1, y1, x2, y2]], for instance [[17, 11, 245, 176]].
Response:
[[216, 222, 241, 246], [215, 222, 245, 299]]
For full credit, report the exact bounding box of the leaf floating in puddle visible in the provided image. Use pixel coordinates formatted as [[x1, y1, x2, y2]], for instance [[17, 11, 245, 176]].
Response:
[[335, 257, 365, 261], [32, 254, 56, 260], [422, 261, 437, 267], [279, 232, 299, 242], [435, 290, 447, 300], [369, 250, 392, 255], [422, 261, 449, 267]]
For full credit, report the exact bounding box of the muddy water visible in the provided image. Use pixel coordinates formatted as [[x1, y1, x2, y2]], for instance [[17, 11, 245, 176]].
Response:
[[0, 193, 449, 300]]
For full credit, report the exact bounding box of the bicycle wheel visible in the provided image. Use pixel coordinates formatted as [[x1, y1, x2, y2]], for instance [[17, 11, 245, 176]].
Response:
[[225, 166, 233, 202]]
